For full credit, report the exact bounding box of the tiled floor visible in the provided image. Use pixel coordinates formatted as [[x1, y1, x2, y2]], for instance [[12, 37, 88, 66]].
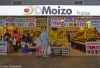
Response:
[[0, 48, 99, 68]]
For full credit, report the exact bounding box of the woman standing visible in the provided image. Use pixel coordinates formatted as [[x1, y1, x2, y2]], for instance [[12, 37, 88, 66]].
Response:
[[13, 31, 19, 53]]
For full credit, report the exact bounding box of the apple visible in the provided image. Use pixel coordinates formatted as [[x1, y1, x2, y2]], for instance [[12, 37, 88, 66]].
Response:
[[24, 8, 30, 13]]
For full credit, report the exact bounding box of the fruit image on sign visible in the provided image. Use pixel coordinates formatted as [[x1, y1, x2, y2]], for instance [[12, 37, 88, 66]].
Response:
[[24, 8, 30, 13], [23, 6, 34, 15]]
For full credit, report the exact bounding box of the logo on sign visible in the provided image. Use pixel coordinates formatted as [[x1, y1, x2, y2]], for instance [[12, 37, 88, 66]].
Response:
[[23, 6, 72, 15]]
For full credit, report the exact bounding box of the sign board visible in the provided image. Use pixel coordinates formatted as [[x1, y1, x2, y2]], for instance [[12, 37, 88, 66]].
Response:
[[15, 18, 26, 27], [0, 18, 5, 26], [0, 41, 7, 55], [36, 17, 46, 27], [64, 18, 74, 27], [50, 17, 62, 28], [0, 5, 100, 16], [90, 17, 100, 27], [6, 17, 15, 26], [76, 18, 87, 27], [25, 17, 36, 27], [86, 42, 100, 55]]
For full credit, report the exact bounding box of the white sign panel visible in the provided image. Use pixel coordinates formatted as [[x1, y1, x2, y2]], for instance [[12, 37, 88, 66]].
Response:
[[50, 17, 62, 28], [0, 41, 7, 55], [90, 17, 100, 27], [76, 18, 87, 27], [86, 42, 100, 55], [0, 5, 99, 16], [64, 18, 74, 27], [0, 18, 5, 26]]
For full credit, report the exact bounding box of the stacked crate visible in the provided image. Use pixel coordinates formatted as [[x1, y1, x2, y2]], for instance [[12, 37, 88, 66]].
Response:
[[62, 47, 70, 56]]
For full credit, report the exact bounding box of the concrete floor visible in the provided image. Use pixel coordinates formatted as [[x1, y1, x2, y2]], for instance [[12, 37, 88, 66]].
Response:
[[0, 48, 99, 68]]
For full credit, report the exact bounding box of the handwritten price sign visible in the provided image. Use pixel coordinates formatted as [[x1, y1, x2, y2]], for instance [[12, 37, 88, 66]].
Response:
[[76, 18, 87, 27], [64, 18, 74, 27], [0, 18, 5, 26], [50, 21, 61, 28], [6, 17, 15, 26], [86, 42, 100, 55], [15, 18, 25, 27], [90, 17, 100, 27]]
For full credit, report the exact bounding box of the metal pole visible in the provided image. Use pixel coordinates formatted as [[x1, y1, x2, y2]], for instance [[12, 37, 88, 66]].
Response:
[[46, 17, 49, 35]]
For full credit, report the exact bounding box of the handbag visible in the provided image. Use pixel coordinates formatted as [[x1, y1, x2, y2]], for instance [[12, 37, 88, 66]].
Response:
[[47, 46, 52, 55]]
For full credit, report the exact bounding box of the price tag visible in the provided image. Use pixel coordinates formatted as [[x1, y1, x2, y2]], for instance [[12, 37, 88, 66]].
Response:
[[64, 18, 74, 27], [76, 18, 87, 27], [6, 18, 15, 26], [0, 20, 3, 26]]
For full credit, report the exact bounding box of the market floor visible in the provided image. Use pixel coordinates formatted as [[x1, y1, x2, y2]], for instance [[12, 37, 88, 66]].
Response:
[[0, 54, 100, 68], [0, 48, 99, 68]]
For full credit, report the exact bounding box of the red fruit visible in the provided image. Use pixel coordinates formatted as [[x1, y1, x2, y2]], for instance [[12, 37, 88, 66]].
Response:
[[24, 8, 30, 13]]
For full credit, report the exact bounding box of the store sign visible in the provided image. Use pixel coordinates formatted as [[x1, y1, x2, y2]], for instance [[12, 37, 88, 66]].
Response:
[[64, 18, 74, 27], [76, 18, 87, 27], [0, 41, 7, 55], [0, 5, 97, 16], [15, 18, 26, 27], [86, 42, 100, 55], [50, 17, 62, 28], [25, 17, 36, 27], [0, 18, 5, 26], [6, 17, 15, 26], [90, 17, 100, 27]]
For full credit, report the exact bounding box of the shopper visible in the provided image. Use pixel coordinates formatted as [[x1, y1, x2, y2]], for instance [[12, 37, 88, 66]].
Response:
[[34, 38, 42, 56], [21, 40, 25, 53], [25, 33, 31, 46], [4, 29, 11, 41], [13, 31, 19, 53], [39, 29, 49, 57], [12, 37, 16, 52], [22, 33, 26, 41]]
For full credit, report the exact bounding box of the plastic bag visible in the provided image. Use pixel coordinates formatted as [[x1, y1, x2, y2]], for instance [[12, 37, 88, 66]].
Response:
[[47, 46, 52, 55]]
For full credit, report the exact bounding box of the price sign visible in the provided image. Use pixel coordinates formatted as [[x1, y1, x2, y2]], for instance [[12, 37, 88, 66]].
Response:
[[64, 18, 74, 27], [26, 17, 36, 27], [86, 42, 100, 55], [36, 17, 46, 27], [6, 17, 15, 26], [76, 18, 87, 27], [90, 17, 100, 27], [50, 21, 61, 28], [0, 18, 5, 26], [15, 18, 25, 27]]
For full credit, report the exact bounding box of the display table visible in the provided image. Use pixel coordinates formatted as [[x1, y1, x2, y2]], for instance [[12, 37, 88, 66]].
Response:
[[71, 41, 86, 52], [7, 42, 13, 54], [0, 41, 7, 55]]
